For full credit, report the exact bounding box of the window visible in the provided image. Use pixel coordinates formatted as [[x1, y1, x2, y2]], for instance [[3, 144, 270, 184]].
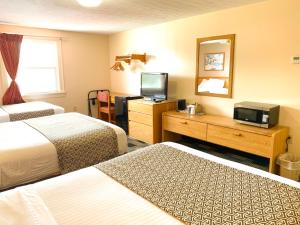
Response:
[[7, 37, 64, 96]]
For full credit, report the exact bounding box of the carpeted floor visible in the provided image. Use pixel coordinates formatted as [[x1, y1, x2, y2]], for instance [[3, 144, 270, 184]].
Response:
[[128, 138, 149, 152], [127, 136, 269, 171]]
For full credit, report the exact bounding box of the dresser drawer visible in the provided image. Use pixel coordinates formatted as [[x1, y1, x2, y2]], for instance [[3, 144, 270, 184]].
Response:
[[128, 111, 153, 126], [128, 102, 153, 115], [163, 115, 207, 140], [207, 125, 272, 157], [129, 121, 153, 144]]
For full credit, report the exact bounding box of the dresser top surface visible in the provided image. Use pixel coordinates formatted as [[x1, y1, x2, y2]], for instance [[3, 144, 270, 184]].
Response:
[[129, 99, 177, 105], [163, 111, 288, 136]]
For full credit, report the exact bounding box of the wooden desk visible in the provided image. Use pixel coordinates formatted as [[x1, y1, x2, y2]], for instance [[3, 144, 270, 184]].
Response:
[[162, 111, 289, 174]]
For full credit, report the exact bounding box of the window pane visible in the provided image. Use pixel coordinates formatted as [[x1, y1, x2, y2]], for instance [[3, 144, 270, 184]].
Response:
[[20, 39, 58, 67], [17, 68, 59, 94]]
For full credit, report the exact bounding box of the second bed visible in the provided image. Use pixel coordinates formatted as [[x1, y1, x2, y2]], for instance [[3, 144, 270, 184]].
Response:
[[0, 112, 127, 190], [0, 101, 64, 123]]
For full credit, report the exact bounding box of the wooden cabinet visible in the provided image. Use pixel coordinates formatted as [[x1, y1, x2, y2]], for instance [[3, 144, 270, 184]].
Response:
[[163, 116, 207, 141], [128, 111, 153, 126], [128, 99, 176, 144], [162, 111, 289, 174], [128, 121, 153, 144], [207, 125, 272, 158]]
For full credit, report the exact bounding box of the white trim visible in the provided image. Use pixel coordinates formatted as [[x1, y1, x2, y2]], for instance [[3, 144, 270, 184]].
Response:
[[23, 91, 66, 100], [57, 37, 65, 93], [24, 35, 62, 41]]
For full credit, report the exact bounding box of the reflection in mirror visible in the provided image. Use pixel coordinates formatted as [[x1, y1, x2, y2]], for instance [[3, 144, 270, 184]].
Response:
[[195, 34, 235, 98]]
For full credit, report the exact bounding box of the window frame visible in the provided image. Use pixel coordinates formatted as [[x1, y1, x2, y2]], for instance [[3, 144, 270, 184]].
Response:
[[1, 36, 65, 100]]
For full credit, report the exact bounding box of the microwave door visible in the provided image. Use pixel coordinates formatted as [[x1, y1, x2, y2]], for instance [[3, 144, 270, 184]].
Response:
[[234, 108, 263, 123]]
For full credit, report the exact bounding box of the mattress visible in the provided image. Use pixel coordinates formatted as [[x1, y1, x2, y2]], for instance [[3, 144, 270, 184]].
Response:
[[0, 101, 64, 122], [0, 113, 127, 190], [0, 142, 298, 225]]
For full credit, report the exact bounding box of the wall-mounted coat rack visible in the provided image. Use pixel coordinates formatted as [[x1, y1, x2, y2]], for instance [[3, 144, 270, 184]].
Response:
[[111, 53, 147, 71]]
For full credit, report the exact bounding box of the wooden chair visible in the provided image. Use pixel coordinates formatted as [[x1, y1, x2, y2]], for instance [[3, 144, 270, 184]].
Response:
[[97, 90, 115, 123]]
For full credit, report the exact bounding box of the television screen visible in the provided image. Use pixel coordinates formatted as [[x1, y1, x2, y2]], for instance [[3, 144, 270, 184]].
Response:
[[141, 72, 168, 101]]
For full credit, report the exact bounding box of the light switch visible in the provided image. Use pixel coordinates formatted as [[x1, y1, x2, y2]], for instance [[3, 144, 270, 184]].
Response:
[[292, 56, 300, 64]]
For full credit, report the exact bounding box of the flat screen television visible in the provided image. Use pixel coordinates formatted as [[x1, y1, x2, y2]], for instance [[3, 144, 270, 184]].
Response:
[[140, 72, 168, 101]]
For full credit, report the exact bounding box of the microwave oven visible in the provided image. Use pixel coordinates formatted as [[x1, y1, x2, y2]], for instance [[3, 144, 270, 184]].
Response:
[[233, 101, 280, 128]]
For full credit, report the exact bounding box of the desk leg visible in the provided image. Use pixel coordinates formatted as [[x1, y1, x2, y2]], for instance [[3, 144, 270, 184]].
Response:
[[269, 157, 279, 174], [269, 128, 289, 174]]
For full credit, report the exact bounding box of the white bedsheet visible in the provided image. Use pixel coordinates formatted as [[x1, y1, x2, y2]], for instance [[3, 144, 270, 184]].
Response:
[[0, 113, 127, 190], [0, 108, 9, 123], [0, 101, 64, 123], [0, 142, 299, 225]]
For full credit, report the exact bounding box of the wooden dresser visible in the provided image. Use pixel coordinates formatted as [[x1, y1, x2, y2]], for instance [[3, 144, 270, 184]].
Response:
[[128, 99, 176, 144], [162, 111, 289, 174]]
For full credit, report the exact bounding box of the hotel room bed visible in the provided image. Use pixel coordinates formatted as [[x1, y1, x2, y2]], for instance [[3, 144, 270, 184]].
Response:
[[0, 101, 64, 122], [0, 142, 299, 225], [0, 112, 127, 190]]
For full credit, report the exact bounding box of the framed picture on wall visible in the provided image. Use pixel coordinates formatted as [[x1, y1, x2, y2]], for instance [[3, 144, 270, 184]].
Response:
[[204, 52, 225, 71]]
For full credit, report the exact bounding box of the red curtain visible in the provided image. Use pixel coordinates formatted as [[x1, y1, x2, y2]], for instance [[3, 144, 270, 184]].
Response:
[[0, 33, 25, 105]]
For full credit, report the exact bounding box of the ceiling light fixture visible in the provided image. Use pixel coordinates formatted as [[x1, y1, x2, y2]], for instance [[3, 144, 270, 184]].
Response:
[[76, 0, 103, 8]]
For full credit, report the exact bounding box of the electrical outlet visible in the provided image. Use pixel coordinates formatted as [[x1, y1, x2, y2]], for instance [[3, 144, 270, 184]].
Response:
[[287, 136, 293, 144], [73, 106, 78, 112]]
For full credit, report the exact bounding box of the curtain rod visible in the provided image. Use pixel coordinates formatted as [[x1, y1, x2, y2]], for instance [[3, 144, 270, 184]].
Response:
[[1, 32, 62, 40], [24, 35, 62, 40]]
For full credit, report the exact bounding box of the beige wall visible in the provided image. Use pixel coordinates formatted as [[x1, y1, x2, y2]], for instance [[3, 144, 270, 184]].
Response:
[[0, 24, 110, 115], [109, 0, 300, 156]]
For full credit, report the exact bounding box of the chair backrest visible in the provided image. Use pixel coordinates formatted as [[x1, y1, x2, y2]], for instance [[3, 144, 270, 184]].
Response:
[[97, 91, 110, 103]]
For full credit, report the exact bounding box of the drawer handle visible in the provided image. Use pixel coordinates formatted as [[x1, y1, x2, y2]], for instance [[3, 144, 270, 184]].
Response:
[[180, 121, 188, 125], [233, 133, 242, 137]]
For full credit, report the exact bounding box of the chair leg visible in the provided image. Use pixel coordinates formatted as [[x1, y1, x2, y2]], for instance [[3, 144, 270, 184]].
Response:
[[108, 113, 111, 123], [98, 109, 102, 120], [111, 113, 116, 124]]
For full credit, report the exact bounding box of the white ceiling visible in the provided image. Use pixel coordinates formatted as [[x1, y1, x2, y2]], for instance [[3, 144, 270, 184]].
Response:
[[0, 0, 266, 34]]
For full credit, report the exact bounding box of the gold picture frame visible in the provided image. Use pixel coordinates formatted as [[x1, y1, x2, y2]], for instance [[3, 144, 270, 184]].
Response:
[[195, 34, 235, 98]]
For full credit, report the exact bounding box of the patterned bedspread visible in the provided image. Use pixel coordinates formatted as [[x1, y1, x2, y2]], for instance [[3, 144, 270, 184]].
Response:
[[96, 144, 300, 225], [7, 108, 55, 121], [24, 113, 118, 174]]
